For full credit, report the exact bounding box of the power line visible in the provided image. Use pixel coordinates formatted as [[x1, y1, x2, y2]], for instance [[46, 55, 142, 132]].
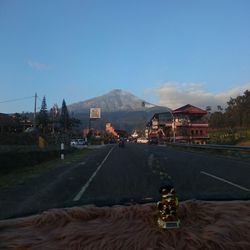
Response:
[[37, 96, 43, 102], [0, 96, 34, 104]]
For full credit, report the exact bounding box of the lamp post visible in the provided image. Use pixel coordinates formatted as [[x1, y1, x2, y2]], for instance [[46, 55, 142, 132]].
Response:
[[165, 108, 176, 143], [171, 112, 176, 143], [172, 116, 176, 143]]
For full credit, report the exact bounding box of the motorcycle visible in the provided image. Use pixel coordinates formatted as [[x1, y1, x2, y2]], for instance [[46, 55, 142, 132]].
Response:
[[118, 139, 125, 148]]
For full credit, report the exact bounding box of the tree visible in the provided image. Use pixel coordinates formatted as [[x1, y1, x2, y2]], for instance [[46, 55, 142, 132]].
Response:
[[205, 106, 212, 112], [208, 89, 250, 128], [60, 99, 70, 131], [50, 104, 60, 133], [241, 90, 250, 126], [37, 96, 49, 133], [70, 117, 81, 129], [217, 105, 223, 111], [225, 90, 250, 127], [209, 112, 226, 128]]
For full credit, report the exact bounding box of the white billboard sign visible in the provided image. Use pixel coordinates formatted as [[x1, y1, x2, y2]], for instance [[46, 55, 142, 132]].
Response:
[[90, 108, 101, 119]]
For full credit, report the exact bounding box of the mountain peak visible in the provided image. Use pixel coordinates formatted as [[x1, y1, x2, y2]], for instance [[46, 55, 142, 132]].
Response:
[[107, 89, 135, 96], [68, 89, 156, 113], [110, 89, 123, 93]]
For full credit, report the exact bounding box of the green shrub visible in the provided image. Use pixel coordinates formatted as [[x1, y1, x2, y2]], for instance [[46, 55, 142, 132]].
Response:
[[208, 128, 250, 145], [0, 147, 75, 175], [0, 132, 38, 145]]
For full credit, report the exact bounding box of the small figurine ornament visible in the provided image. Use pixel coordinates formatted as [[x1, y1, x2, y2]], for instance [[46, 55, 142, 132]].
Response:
[[157, 184, 180, 229]]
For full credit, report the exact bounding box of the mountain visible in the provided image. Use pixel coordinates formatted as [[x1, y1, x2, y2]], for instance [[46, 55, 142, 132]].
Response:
[[68, 89, 157, 113], [68, 89, 169, 132]]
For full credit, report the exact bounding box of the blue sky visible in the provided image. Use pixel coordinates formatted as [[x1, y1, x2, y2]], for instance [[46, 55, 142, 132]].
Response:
[[0, 0, 250, 113]]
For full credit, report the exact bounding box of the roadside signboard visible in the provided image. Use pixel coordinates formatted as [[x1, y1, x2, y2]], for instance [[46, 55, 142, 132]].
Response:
[[90, 108, 101, 119]]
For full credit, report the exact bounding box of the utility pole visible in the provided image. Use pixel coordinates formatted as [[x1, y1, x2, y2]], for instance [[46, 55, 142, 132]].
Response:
[[173, 117, 176, 143], [165, 107, 176, 143], [33, 93, 37, 128]]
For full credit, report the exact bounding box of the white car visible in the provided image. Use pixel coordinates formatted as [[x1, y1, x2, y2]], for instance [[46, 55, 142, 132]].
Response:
[[136, 137, 149, 144], [70, 139, 87, 147]]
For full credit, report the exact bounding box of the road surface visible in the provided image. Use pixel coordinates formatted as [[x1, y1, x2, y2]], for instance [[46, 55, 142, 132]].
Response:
[[0, 143, 249, 220]]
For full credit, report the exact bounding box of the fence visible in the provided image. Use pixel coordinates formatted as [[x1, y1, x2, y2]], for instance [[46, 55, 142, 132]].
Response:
[[167, 143, 250, 160]]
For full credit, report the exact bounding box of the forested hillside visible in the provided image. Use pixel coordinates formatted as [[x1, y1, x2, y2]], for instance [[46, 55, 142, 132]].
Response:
[[209, 90, 250, 145]]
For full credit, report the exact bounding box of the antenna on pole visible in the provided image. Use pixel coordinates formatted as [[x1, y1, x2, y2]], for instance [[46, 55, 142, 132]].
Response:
[[33, 93, 37, 127]]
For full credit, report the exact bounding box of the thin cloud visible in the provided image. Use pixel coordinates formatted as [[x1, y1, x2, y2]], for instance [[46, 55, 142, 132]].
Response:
[[152, 82, 250, 110], [27, 60, 51, 70]]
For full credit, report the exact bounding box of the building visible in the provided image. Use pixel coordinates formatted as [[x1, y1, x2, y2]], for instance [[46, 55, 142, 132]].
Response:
[[0, 113, 33, 133], [148, 104, 209, 144], [105, 122, 119, 138]]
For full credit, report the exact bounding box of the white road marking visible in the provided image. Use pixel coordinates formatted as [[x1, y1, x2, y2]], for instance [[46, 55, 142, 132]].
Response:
[[77, 162, 86, 166], [200, 171, 250, 192], [147, 154, 154, 167], [73, 147, 115, 201], [143, 197, 153, 201]]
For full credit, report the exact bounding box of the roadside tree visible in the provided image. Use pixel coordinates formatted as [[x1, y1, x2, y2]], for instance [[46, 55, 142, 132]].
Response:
[[60, 99, 70, 132], [37, 96, 49, 133]]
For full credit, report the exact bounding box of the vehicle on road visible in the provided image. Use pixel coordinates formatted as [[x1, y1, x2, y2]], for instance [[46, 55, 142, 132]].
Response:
[[148, 137, 158, 145], [109, 138, 117, 144], [70, 139, 88, 147], [118, 138, 125, 147], [136, 137, 149, 144]]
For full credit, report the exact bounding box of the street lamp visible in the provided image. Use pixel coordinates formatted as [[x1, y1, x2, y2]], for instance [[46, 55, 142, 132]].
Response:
[[172, 116, 176, 143], [165, 108, 176, 143], [170, 112, 176, 143]]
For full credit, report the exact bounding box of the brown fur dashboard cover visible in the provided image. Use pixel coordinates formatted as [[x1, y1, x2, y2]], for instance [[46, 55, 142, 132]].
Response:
[[0, 200, 250, 250]]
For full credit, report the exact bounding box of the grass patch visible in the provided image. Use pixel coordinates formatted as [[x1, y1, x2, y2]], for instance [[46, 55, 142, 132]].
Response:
[[0, 148, 91, 188]]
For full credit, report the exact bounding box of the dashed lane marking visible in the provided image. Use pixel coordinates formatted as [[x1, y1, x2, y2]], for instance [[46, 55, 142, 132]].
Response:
[[77, 162, 86, 166], [147, 154, 154, 167]]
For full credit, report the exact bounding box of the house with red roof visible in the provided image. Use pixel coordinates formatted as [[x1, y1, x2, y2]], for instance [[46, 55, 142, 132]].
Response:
[[148, 104, 209, 144]]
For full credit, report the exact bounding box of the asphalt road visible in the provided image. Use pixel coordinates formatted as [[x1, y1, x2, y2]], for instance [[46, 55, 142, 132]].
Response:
[[0, 143, 250, 220]]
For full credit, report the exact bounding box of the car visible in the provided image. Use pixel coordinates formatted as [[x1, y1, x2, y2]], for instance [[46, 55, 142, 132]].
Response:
[[136, 137, 149, 144], [118, 139, 125, 147], [70, 139, 88, 147], [109, 138, 117, 144], [149, 137, 158, 144]]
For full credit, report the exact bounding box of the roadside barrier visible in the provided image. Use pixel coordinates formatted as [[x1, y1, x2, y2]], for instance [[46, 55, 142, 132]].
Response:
[[166, 143, 250, 159]]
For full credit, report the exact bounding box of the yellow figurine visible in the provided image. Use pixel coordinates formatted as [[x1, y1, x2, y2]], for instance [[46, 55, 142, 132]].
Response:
[[157, 184, 180, 229]]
